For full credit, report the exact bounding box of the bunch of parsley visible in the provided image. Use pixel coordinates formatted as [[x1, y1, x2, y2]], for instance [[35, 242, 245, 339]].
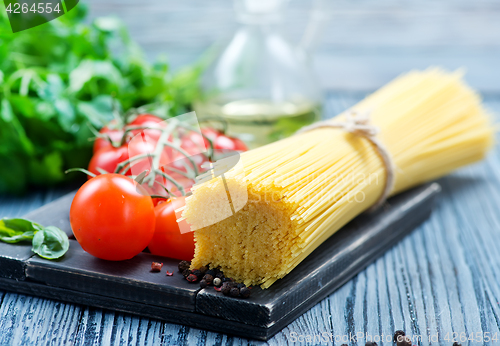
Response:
[[0, 4, 200, 194]]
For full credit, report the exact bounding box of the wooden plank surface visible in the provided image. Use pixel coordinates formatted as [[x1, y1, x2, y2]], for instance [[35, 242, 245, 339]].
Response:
[[1, 94, 500, 345]]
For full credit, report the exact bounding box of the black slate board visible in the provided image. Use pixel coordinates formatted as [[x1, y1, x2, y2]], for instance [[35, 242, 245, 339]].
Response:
[[0, 183, 440, 340]]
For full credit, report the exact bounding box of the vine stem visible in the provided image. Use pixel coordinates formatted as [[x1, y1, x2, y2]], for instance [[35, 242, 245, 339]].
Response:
[[65, 168, 96, 178], [101, 118, 217, 197], [144, 120, 178, 187]]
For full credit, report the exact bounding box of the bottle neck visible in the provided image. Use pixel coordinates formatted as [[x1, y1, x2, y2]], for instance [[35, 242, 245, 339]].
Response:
[[234, 0, 285, 25]]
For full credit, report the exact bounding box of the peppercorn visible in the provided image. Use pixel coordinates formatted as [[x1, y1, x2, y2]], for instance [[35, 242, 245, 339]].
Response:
[[186, 274, 199, 283], [237, 283, 246, 289], [396, 336, 411, 346], [199, 279, 208, 288], [230, 287, 240, 297], [213, 278, 222, 287], [222, 277, 233, 283], [221, 283, 232, 295], [365, 342, 377, 346], [203, 274, 214, 285], [206, 269, 215, 277], [191, 269, 203, 279], [182, 269, 191, 278], [151, 262, 163, 272], [239, 286, 251, 298], [215, 272, 224, 279], [393, 330, 405, 343], [178, 260, 190, 273]]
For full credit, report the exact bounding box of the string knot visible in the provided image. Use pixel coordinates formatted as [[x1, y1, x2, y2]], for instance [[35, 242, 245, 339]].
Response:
[[295, 109, 395, 211], [343, 110, 379, 136]]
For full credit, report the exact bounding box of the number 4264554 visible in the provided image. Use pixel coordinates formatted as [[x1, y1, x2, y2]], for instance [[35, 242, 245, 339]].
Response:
[[5, 2, 61, 14]]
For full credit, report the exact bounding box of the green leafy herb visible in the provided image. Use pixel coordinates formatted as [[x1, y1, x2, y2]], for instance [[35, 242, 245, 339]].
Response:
[[32, 226, 69, 260], [0, 217, 69, 259], [0, 218, 43, 243], [0, 3, 201, 194]]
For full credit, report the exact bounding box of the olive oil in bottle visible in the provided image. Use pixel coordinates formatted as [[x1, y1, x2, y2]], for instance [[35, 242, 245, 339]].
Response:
[[195, 99, 320, 148]]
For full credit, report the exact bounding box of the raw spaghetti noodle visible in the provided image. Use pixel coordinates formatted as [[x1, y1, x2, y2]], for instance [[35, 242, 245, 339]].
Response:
[[181, 69, 494, 288]]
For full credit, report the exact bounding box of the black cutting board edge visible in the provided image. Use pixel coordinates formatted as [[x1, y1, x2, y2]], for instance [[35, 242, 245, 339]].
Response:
[[0, 183, 440, 341]]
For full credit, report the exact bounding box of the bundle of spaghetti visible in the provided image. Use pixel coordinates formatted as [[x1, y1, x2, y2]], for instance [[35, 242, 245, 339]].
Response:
[[181, 69, 494, 288]]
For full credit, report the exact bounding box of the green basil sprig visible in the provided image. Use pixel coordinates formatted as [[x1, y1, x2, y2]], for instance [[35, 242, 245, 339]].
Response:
[[0, 218, 69, 259]]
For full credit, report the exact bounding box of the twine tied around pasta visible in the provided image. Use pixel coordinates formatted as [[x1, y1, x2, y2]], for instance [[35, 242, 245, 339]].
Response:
[[296, 110, 395, 211]]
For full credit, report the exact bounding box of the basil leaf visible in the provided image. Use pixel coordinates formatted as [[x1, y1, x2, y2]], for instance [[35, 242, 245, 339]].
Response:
[[0, 218, 43, 244], [32, 226, 69, 260]]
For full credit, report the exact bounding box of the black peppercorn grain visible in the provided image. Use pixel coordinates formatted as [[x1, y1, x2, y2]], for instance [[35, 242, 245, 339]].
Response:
[[239, 287, 251, 298], [230, 287, 240, 297], [191, 269, 202, 279], [221, 283, 231, 296], [237, 283, 246, 289], [396, 336, 411, 346], [203, 274, 214, 284], [215, 272, 224, 279], [393, 330, 405, 343], [199, 280, 208, 288], [182, 269, 191, 278], [206, 270, 215, 277], [178, 261, 190, 273]]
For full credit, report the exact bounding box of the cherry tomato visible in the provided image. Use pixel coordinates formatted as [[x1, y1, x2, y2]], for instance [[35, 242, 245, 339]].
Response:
[[128, 114, 165, 144], [147, 197, 194, 261], [213, 133, 247, 151], [182, 128, 248, 153], [93, 120, 125, 153], [70, 174, 156, 261], [88, 145, 129, 177], [88, 134, 169, 177]]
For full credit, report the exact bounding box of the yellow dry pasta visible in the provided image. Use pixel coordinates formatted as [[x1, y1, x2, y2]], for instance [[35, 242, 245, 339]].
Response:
[[181, 69, 494, 288]]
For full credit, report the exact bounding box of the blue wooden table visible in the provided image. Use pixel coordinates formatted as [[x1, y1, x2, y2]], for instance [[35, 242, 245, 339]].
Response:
[[1, 93, 500, 345], [2, 0, 500, 344]]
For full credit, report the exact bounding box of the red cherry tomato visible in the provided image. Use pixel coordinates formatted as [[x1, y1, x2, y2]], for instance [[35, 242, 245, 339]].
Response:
[[128, 114, 165, 144], [213, 133, 248, 151], [93, 120, 125, 153], [183, 128, 248, 153], [70, 174, 156, 261], [88, 145, 129, 177], [88, 134, 169, 177], [147, 197, 194, 261]]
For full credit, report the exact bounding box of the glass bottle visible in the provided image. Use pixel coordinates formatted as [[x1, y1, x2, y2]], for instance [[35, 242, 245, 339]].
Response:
[[194, 0, 322, 148]]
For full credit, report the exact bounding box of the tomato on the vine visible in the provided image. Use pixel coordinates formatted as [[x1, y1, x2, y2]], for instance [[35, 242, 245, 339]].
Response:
[[88, 133, 169, 177], [88, 146, 129, 177], [182, 128, 248, 153], [128, 114, 165, 144], [93, 120, 125, 153], [212, 133, 247, 151], [147, 197, 195, 261], [70, 174, 156, 261]]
